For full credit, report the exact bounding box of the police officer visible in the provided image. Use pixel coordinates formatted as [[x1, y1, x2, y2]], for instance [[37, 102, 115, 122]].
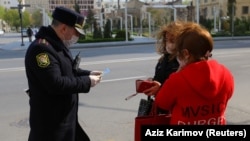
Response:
[[25, 7, 102, 141]]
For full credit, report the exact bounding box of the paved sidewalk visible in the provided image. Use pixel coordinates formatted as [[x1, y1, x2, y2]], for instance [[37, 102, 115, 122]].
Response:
[[0, 35, 156, 51], [1, 34, 250, 51]]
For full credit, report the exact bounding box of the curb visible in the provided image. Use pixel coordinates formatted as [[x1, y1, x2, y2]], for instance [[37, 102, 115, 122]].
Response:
[[71, 40, 155, 49], [212, 36, 250, 41], [71, 36, 250, 49], [1, 36, 250, 51]]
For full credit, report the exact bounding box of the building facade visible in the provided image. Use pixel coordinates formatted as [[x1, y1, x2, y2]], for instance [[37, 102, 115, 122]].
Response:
[[192, 0, 250, 20], [24, 0, 50, 13], [0, 0, 19, 9], [24, 0, 96, 16]]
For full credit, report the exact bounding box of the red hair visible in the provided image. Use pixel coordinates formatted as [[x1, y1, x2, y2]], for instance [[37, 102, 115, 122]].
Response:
[[175, 22, 213, 61]]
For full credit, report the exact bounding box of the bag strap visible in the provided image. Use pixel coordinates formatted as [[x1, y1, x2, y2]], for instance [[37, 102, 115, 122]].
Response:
[[147, 95, 151, 101], [148, 97, 158, 116], [149, 99, 171, 116]]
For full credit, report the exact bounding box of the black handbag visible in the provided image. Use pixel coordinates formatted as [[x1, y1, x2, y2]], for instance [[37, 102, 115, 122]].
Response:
[[137, 96, 154, 116], [125, 80, 154, 116]]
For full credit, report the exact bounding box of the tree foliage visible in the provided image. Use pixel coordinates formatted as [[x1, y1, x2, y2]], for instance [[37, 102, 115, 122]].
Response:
[[93, 20, 102, 38], [31, 10, 43, 27], [85, 8, 95, 33], [199, 16, 213, 32], [22, 11, 31, 28], [115, 30, 130, 39], [104, 19, 112, 38], [0, 6, 5, 19], [3, 9, 19, 30], [74, 3, 80, 13], [227, 0, 236, 33], [148, 8, 168, 27], [3, 9, 31, 31]]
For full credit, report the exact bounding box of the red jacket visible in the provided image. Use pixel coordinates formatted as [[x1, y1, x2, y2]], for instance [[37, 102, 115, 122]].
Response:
[[155, 59, 234, 125]]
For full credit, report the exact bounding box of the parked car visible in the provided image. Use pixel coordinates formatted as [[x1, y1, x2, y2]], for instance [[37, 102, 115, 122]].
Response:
[[0, 29, 4, 36], [21, 29, 28, 37]]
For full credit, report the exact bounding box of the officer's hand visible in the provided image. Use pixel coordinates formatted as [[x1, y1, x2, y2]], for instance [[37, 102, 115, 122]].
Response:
[[90, 71, 103, 76], [89, 75, 102, 87]]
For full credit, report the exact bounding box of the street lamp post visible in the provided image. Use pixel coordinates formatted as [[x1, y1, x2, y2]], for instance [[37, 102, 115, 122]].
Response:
[[196, 0, 199, 24], [100, 12, 105, 37], [10, 0, 30, 46], [145, 12, 151, 37], [231, 2, 235, 38], [148, 12, 151, 37], [125, 0, 128, 42], [213, 6, 217, 32], [36, 6, 47, 26], [127, 14, 133, 37], [18, 4, 24, 46], [100, 12, 103, 28], [170, 6, 177, 21], [140, 15, 142, 37]]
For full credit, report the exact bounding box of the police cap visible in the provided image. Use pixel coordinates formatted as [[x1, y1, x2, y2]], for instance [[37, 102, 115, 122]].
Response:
[[52, 6, 85, 35]]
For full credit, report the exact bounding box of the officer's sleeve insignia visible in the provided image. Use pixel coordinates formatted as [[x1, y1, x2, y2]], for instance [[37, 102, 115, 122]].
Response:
[[36, 53, 50, 68]]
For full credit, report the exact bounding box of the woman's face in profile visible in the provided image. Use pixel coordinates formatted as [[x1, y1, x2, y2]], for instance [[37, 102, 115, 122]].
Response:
[[165, 34, 175, 54], [166, 42, 174, 54]]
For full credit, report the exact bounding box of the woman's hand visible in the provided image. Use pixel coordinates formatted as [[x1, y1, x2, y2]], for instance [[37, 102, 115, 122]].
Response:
[[143, 81, 161, 96], [146, 77, 153, 81]]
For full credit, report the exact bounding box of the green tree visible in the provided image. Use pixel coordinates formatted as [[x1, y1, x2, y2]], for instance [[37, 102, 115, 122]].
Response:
[[3, 9, 19, 31], [148, 8, 167, 27], [227, 0, 236, 34], [104, 19, 112, 38], [0, 6, 5, 19], [74, 2, 80, 13], [93, 20, 102, 39], [22, 11, 32, 28], [85, 8, 95, 33], [200, 16, 213, 32], [3, 9, 31, 31], [31, 10, 43, 27], [115, 30, 130, 39]]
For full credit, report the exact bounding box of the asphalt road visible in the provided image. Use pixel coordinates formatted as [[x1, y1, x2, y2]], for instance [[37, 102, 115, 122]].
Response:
[[0, 34, 250, 141]]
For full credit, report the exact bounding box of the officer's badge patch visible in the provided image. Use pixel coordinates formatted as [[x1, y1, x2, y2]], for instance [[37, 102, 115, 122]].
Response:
[[36, 53, 50, 68]]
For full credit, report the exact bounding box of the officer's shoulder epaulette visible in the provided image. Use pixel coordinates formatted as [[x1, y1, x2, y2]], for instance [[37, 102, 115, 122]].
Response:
[[37, 38, 50, 46]]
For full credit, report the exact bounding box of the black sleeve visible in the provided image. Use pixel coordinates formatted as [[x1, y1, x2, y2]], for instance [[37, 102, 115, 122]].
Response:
[[25, 43, 91, 95], [153, 55, 179, 85], [77, 68, 91, 76]]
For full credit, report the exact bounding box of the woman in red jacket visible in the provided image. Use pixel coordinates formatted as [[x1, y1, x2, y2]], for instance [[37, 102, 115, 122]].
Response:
[[154, 22, 234, 125]]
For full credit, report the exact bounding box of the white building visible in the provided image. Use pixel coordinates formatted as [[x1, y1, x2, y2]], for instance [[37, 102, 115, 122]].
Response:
[[0, 0, 24, 9]]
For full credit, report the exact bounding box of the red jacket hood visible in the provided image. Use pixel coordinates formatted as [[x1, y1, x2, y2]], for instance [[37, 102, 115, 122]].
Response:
[[179, 59, 228, 99]]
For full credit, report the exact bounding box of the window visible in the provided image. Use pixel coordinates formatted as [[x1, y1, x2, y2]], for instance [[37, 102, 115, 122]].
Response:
[[242, 6, 249, 14]]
